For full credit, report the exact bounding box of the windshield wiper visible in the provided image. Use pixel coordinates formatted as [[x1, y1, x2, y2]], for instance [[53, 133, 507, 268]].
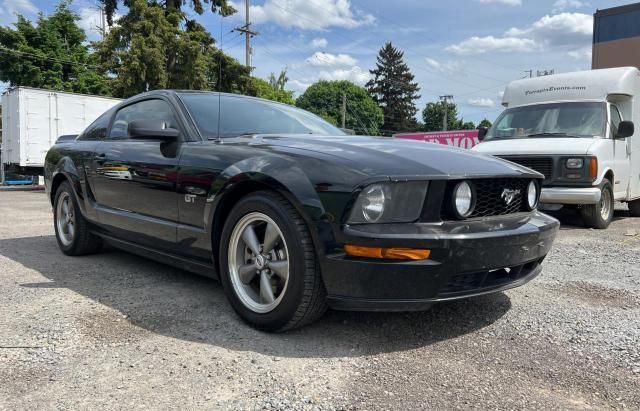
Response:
[[524, 132, 581, 138]]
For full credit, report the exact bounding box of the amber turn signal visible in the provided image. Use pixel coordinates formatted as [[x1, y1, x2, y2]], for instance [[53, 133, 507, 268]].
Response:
[[589, 158, 598, 179], [344, 245, 431, 260]]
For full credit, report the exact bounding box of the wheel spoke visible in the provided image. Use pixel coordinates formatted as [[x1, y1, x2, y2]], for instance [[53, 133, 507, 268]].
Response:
[[238, 263, 257, 284], [259, 271, 275, 304], [67, 221, 75, 238], [241, 224, 261, 255], [262, 223, 280, 254], [62, 200, 69, 216], [269, 260, 289, 282]]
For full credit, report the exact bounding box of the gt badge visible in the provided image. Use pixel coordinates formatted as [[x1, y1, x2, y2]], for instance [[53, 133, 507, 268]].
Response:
[[185, 194, 196, 203]]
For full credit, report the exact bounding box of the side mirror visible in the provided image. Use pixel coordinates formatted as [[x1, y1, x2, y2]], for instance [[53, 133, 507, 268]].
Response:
[[477, 127, 489, 141], [616, 120, 634, 139], [129, 119, 180, 140]]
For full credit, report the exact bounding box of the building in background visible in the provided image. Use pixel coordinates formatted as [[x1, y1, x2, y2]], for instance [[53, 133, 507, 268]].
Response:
[[593, 2, 640, 69]]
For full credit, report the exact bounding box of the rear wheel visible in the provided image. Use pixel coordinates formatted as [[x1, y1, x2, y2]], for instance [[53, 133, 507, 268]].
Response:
[[580, 180, 614, 229], [219, 191, 327, 332], [629, 199, 640, 217], [53, 181, 103, 255]]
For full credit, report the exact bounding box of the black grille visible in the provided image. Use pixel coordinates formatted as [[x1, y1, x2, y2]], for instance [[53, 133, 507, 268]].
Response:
[[443, 178, 531, 219], [472, 178, 529, 217], [439, 258, 543, 297], [499, 156, 553, 180]]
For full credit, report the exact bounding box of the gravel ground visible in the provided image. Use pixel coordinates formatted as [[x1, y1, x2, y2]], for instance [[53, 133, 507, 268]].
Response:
[[1, 191, 639, 410]]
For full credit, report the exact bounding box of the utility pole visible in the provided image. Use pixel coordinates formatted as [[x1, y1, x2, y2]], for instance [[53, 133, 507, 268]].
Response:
[[439, 95, 453, 131], [234, 0, 258, 70], [341, 93, 346, 129], [523, 69, 533, 78]]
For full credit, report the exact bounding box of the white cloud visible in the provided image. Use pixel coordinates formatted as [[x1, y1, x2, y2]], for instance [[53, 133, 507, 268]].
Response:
[[0, 0, 38, 25], [319, 66, 371, 85], [447, 36, 538, 55], [552, 0, 589, 13], [310, 37, 328, 48], [467, 98, 496, 108], [567, 47, 592, 60], [231, 0, 375, 30], [447, 12, 592, 56], [505, 13, 592, 46], [290, 79, 312, 93], [306, 52, 357, 67], [476, 0, 522, 5], [425, 57, 465, 75]]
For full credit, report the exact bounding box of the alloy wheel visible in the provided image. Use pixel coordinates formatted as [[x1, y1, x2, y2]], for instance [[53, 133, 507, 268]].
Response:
[[56, 192, 76, 246], [228, 212, 290, 313]]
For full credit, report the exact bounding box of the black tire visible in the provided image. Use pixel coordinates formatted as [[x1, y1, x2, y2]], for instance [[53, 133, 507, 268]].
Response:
[[219, 191, 327, 332], [580, 180, 614, 229], [629, 199, 640, 217], [53, 181, 103, 255]]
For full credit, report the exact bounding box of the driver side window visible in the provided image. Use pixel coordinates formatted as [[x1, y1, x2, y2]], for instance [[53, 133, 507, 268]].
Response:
[[108, 99, 178, 140], [609, 104, 622, 138]]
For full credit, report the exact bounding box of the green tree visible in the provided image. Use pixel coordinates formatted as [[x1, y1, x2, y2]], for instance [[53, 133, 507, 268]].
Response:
[[0, 1, 110, 95], [422, 101, 464, 132], [250, 77, 295, 105], [94, 0, 251, 97], [101, 0, 236, 25], [268, 69, 289, 91], [297, 80, 384, 135], [477, 118, 493, 129], [457, 120, 476, 130], [366, 42, 420, 135]]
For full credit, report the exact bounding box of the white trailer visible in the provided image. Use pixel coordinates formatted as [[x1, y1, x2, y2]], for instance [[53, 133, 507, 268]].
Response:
[[1, 87, 120, 182]]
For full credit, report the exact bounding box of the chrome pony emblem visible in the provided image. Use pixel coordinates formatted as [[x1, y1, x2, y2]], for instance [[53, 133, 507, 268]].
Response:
[[501, 188, 521, 205]]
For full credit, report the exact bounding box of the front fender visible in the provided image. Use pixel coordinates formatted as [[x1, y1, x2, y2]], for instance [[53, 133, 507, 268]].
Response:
[[207, 155, 338, 259]]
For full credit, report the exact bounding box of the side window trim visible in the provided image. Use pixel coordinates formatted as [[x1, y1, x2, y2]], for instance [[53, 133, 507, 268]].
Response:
[[608, 103, 622, 139], [105, 97, 184, 141]]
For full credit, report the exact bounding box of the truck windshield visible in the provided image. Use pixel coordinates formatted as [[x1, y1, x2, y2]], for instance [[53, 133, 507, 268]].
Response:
[[485, 102, 605, 140]]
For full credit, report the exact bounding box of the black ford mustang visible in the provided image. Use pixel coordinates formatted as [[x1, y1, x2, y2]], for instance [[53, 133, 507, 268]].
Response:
[[45, 90, 559, 331]]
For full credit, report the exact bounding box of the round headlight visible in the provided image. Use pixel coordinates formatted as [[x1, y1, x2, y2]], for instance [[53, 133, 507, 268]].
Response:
[[361, 184, 385, 222], [453, 181, 474, 218], [527, 180, 539, 210]]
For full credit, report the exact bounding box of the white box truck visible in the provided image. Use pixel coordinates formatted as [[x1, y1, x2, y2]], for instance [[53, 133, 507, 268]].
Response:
[[473, 67, 640, 229], [1, 87, 120, 183]]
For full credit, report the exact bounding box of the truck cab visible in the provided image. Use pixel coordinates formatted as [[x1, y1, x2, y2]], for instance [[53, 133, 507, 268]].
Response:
[[473, 67, 640, 228]]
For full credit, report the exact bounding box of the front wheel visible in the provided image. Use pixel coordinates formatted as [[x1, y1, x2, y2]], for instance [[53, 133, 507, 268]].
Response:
[[219, 191, 327, 332], [580, 180, 614, 229]]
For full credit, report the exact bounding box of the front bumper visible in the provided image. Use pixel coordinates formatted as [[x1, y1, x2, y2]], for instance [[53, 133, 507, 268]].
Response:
[[540, 187, 601, 205], [321, 211, 559, 311]]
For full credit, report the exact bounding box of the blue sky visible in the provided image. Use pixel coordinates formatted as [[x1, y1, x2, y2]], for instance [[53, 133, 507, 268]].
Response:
[[0, 0, 632, 124]]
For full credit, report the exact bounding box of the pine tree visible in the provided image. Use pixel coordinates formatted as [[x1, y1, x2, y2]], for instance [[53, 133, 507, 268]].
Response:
[[366, 42, 420, 135]]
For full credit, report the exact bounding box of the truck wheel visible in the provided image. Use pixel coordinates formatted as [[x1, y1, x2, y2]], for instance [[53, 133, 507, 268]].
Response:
[[219, 191, 327, 332], [53, 181, 103, 255], [629, 199, 640, 217], [580, 180, 614, 229]]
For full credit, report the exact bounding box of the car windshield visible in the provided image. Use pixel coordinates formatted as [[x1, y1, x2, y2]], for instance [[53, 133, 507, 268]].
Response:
[[179, 93, 345, 138], [484, 102, 606, 140]]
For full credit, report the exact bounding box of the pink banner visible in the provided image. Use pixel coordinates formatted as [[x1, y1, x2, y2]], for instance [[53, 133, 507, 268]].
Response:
[[393, 130, 479, 149]]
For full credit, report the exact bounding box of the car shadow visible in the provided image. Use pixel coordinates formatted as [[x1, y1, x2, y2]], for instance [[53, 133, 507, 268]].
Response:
[[1, 235, 512, 359]]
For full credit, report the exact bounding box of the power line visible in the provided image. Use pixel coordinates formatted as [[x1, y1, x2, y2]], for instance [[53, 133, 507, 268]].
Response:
[[233, 0, 258, 70], [0, 46, 101, 70]]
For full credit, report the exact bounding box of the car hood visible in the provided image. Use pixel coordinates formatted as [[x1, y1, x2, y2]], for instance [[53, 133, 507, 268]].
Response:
[[254, 134, 540, 178], [472, 137, 598, 156]]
